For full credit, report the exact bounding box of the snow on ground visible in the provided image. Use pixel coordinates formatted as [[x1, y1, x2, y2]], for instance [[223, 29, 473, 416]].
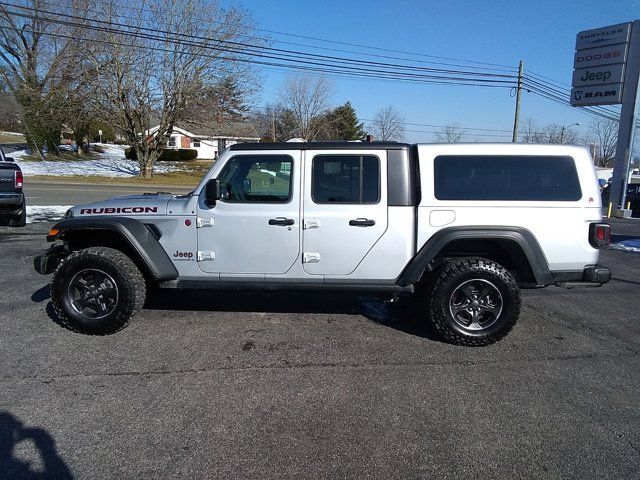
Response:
[[27, 205, 73, 224], [12, 143, 182, 177]]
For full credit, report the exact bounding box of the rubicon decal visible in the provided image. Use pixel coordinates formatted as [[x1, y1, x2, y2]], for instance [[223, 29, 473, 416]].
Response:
[[80, 207, 158, 215]]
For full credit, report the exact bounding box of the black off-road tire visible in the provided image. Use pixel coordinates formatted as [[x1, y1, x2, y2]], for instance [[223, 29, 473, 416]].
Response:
[[51, 247, 146, 334], [426, 257, 520, 346], [8, 202, 26, 227]]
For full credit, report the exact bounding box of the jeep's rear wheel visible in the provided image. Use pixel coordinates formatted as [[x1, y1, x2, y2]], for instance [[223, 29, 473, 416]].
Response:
[[51, 247, 146, 334], [427, 257, 520, 346]]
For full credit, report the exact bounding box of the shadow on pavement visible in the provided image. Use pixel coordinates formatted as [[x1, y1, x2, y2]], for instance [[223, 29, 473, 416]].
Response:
[[35, 285, 443, 341], [0, 411, 74, 480], [145, 290, 443, 342], [31, 285, 51, 303]]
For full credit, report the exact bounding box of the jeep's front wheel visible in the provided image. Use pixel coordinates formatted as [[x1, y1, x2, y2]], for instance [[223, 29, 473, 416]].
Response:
[[427, 257, 520, 346], [51, 247, 146, 334]]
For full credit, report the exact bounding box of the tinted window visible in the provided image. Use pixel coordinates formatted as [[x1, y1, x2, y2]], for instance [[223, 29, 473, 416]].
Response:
[[218, 155, 293, 203], [434, 155, 582, 201], [312, 155, 380, 203]]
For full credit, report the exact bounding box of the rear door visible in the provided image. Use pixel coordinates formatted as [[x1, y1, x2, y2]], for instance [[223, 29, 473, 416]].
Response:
[[302, 149, 388, 275]]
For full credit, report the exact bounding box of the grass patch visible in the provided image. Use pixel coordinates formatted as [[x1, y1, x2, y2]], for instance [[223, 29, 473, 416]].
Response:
[[0, 131, 26, 144], [29, 161, 213, 186]]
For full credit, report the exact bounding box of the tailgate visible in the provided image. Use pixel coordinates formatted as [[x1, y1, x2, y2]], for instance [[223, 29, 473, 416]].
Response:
[[0, 164, 18, 193]]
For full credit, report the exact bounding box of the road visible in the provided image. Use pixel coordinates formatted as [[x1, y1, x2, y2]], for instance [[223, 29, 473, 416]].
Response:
[[24, 181, 192, 206], [0, 219, 639, 479]]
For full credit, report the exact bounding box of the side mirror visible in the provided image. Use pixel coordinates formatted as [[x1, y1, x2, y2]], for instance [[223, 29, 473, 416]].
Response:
[[4, 157, 14, 162], [204, 178, 221, 207]]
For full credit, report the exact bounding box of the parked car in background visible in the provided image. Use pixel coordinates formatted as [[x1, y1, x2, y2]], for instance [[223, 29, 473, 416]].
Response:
[[602, 182, 640, 217], [0, 147, 26, 227]]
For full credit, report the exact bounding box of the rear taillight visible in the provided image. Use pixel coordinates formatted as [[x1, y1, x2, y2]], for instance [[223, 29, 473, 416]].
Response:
[[589, 223, 610, 248], [15, 170, 23, 189]]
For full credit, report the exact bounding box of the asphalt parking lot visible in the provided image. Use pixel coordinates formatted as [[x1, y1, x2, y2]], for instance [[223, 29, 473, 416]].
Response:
[[1, 219, 639, 479]]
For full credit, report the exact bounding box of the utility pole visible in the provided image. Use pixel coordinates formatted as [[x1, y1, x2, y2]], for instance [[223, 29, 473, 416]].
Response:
[[271, 109, 276, 142], [512, 60, 524, 143]]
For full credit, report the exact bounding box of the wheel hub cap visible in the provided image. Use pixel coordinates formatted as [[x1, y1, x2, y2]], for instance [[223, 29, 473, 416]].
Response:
[[449, 279, 503, 332], [68, 269, 119, 320]]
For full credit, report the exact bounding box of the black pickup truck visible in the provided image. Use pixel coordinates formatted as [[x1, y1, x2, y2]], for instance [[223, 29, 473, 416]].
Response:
[[0, 146, 26, 227]]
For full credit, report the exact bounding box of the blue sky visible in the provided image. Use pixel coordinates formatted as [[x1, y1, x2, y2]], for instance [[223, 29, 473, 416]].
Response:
[[239, 0, 637, 142]]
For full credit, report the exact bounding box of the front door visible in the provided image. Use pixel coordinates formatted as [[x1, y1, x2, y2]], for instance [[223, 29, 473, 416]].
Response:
[[302, 150, 388, 275], [197, 152, 300, 274]]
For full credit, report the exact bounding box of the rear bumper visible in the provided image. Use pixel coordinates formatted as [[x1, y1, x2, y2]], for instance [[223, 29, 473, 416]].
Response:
[[0, 192, 24, 213], [34, 244, 68, 275], [0, 192, 23, 205], [553, 265, 611, 288]]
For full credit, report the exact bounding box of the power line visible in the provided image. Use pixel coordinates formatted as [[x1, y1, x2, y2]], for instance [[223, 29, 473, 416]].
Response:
[[0, 21, 516, 90], [524, 75, 621, 117], [31, 0, 518, 75], [3, 2, 617, 133], [0, 2, 517, 86], [523, 81, 620, 121], [248, 106, 592, 137], [523, 84, 619, 122], [27, 0, 518, 73], [523, 74, 621, 121]]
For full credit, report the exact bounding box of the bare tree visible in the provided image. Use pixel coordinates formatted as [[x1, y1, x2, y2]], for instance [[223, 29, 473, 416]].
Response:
[[520, 118, 544, 144], [0, 0, 86, 149], [90, 0, 258, 177], [279, 75, 333, 141], [435, 124, 466, 143], [590, 118, 618, 167], [0, 90, 22, 132], [252, 104, 302, 142], [541, 124, 579, 144], [369, 106, 405, 141], [520, 118, 580, 145]]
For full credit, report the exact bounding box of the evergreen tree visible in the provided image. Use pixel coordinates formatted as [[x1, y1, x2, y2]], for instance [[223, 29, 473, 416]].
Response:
[[211, 76, 249, 119], [315, 102, 366, 140]]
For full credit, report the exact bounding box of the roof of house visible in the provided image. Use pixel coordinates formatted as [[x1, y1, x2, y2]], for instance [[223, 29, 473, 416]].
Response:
[[149, 120, 260, 140]]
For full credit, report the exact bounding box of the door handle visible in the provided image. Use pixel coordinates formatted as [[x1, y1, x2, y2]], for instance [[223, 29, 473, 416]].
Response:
[[349, 218, 375, 227], [269, 217, 295, 226]]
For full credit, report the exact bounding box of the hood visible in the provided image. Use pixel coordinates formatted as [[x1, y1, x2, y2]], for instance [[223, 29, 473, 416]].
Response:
[[68, 193, 174, 218]]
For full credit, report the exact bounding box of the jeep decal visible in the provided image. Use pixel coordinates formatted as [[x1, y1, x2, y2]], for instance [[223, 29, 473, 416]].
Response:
[[172, 251, 194, 261]]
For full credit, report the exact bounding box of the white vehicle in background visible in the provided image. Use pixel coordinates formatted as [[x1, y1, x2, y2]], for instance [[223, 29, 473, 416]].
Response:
[[35, 142, 611, 346]]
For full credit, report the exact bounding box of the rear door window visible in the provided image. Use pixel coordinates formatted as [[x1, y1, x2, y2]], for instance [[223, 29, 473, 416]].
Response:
[[312, 155, 380, 204]]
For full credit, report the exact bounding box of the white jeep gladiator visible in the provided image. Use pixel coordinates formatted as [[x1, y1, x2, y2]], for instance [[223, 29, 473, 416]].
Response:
[[34, 142, 611, 345]]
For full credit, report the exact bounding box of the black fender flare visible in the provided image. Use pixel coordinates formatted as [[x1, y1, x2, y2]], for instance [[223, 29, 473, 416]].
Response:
[[45, 216, 178, 281], [396, 226, 553, 287]]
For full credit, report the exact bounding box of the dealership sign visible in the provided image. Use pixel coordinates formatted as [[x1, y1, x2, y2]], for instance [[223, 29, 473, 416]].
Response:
[[571, 22, 631, 106], [573, 44, 627, 69], [575, 23, 631, 50], [571, 84, 623, 105], [571, 64, 625, 87]]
